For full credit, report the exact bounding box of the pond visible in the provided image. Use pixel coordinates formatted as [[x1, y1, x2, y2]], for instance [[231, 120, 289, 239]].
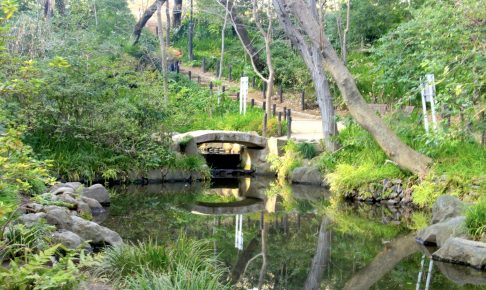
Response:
[[101, 177, 486, 290]]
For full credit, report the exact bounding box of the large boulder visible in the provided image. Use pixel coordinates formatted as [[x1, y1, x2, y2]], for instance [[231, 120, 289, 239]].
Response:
[[17, 213, 47, 227], [51, 186, 75, 196], [70, 216, 122, 246], [52, 230, 83, 249], [44, 206, 73, 230], [82, 184, 110, 204], [416, 216, 467, 247], [432, 195, 465, 224], [80, 196, 104, 212], [290, 166, 324, 186], [435, 260, 486, 285], [433, 238, 486, 270]]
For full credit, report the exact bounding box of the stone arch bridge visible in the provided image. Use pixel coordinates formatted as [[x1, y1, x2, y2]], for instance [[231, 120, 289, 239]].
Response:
[[172, 130, 283, 174]]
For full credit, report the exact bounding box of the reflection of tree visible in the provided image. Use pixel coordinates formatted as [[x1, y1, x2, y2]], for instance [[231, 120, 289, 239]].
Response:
[[304, 217, 332, 290], [343, 233, 418, 290], [231, 237, 259, 283]]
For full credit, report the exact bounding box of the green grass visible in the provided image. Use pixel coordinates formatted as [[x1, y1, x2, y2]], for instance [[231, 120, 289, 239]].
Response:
[[94, 237, 229, 289], [465, 196, 486, 240]]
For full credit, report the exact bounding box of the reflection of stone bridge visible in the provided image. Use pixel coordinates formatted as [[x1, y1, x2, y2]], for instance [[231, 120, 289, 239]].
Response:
[[192, 198, 265, 215]]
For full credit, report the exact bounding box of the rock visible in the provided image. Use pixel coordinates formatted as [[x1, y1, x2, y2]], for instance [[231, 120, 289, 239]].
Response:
[[433, 238, 486, 270], [64, 182, 83, 192], [290, 166, 324, 186], [52, 193, 78, 208], [416, 216, 467, 247], [82, 184, 110, 204], [432, 195, 465, 224], [17, 213, 47, 227], [51, 186, 75, 196], [23, 203, 44, 213], [81, 196, 104, 211], [43, 206, 73, 230], [70, 216, 122, 246], [435, 260, 486, 285], [52, 230, 83, 249], [76, 200, 92, 214], [163, 169, 191, 181]]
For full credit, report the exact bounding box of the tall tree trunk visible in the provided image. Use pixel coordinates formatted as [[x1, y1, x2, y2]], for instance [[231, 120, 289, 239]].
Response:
[[44, 0, 53, 18], [221, 0, 266, 72], [165, 0, 170, 46], [342, 0, 351, 64], [303, 217, 331, 290], [188, 0, 194, 60], [219, 0, 230, 79], [173, 0, 182, 27], [273, 0, 432, 176], [55, 0, 65, 16], [274, 0, 338, 151], [156, 1, 169, 105], [132, 0, 167, 45]]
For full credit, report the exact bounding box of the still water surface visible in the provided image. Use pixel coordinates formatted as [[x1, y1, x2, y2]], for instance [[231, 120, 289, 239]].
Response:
[[102, 177, 486, 290]]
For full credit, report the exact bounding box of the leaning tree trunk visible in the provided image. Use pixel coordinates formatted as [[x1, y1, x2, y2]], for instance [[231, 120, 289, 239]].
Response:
[[274, 0, 338, 151], [273, 0, 432, 176], [132, 0, 167, 45], [221, 0, 266, 72]]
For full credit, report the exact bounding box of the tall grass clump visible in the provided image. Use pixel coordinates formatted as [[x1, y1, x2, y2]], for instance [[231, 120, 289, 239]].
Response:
[[268, 140, 302, 183], [465, 196, 486, 240], [297, 142, 317, 159], [94, 237, 229, 289]]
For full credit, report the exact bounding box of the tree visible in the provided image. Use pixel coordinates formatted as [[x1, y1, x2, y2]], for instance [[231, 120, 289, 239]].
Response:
[[223, 0, 266, 72], [273, 0, 432, 176], [274, 0, 338, 151], [227, 0, 275, 117], [173, 0, 182, 27], [156, 1, 168, 105], [132, 0, 167, 45]]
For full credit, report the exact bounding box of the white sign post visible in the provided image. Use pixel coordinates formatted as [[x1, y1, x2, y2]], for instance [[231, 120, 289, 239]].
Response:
[[420, 74, 438, 133], [239, 77, 248, 115]]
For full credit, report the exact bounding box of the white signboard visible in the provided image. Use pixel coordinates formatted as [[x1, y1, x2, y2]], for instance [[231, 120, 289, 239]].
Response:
[[239, 77, 248, 115]]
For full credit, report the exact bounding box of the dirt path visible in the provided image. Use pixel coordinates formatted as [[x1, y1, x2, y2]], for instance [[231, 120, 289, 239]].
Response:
[[179, 63, 336, 142]]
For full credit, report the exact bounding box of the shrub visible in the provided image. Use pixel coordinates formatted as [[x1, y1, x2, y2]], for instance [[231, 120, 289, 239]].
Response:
[[297, 142, 317, 159], [268, 140, 302, 183]]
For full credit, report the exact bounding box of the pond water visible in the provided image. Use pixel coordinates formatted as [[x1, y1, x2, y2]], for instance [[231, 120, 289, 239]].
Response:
[[101, 177, 486, 290]]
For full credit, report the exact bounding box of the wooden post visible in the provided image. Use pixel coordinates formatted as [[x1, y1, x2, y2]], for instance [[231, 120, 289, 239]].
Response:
[[287, 117, 292, 139], [252, 77, 256, 88], [301, 90, 305, 110], [287, 108, 292, 119], [263, 112, 268, 138], [262, 101, 266, 110], [222, 85, 226, 93], [251, 98, 255, 108], [272, 104, 276, 116], [278, 112, 282, 136], [236, 92, 240, 101], [228, 65, 232, 81], [279, 85, 283, 103], [209, 81, 213, 92], [188, 70, 192, 81], [176, 61, 179, 74], [283, 107, 287, 120], [202, 58, 206, 72], [197, 76, 201, 84]]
